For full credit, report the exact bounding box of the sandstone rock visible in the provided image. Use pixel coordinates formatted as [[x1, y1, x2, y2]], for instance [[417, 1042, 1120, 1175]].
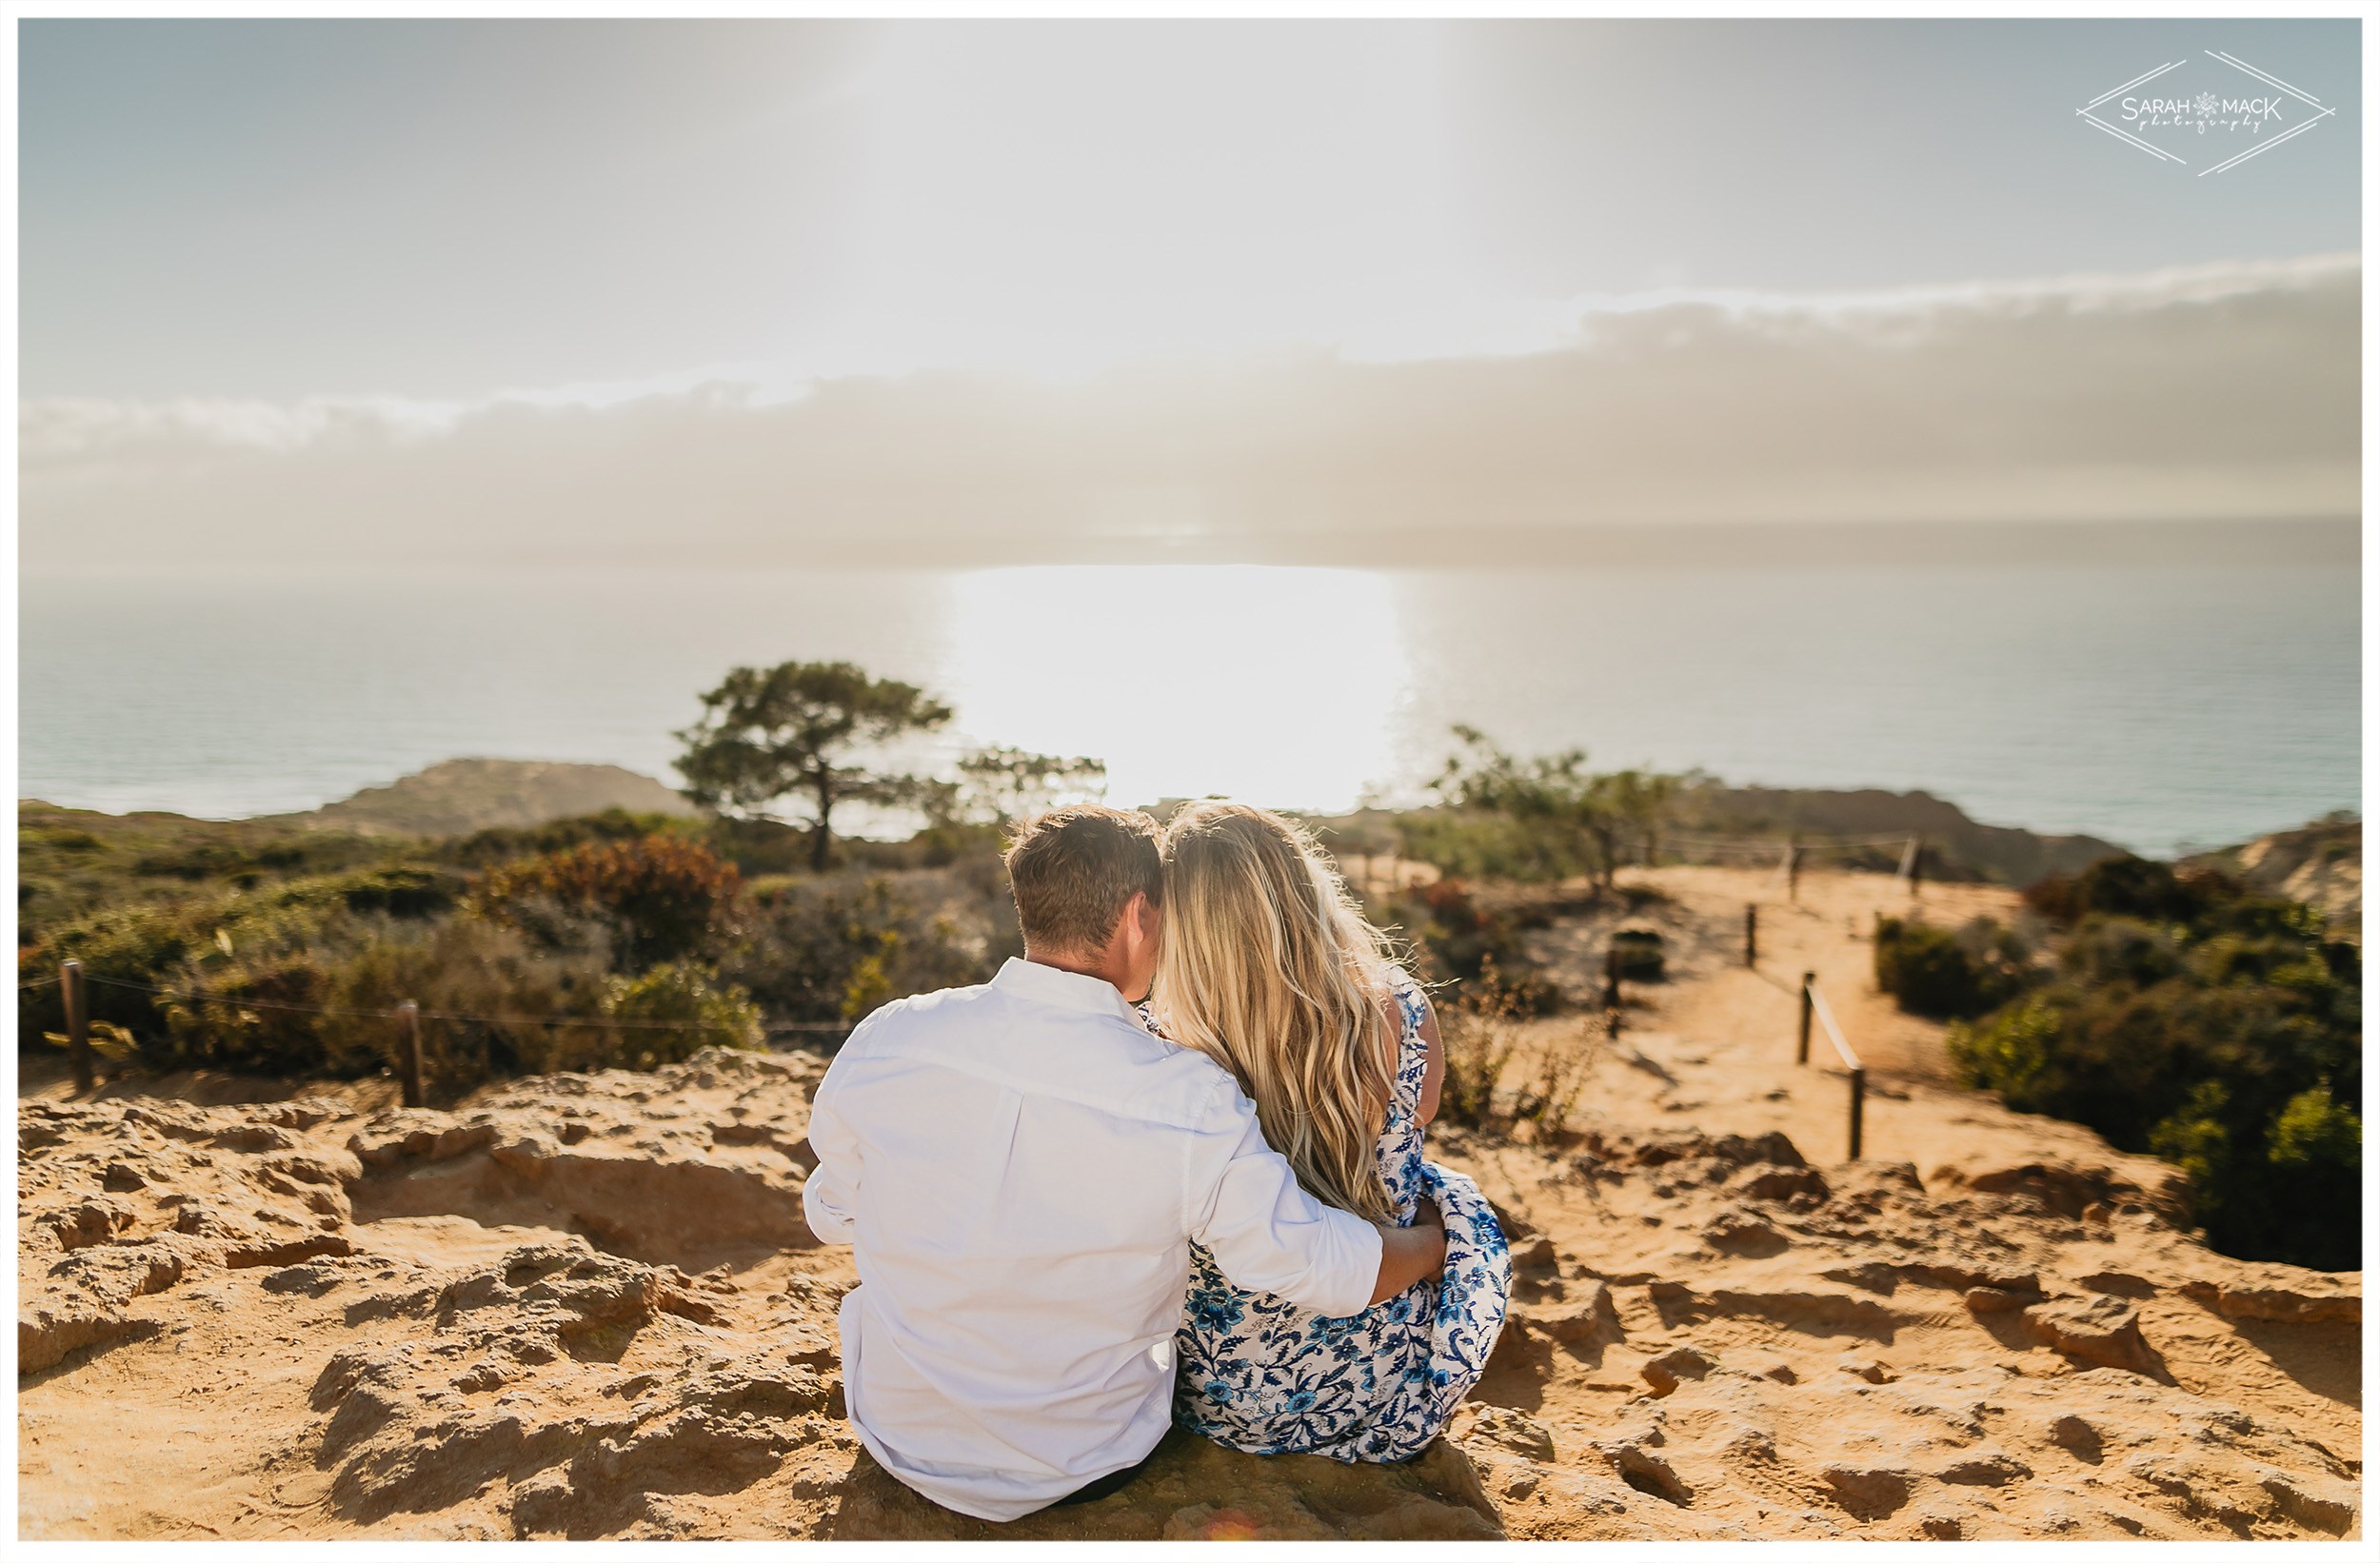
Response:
[[2050, 1415, 2103, 1461], [1710, 1132, 1804, 1167], [1917, 1262, 2040, 1296], [1507, 1236, 1557, 1274], [1520, 1280, 1623, 1349], [1735, 1164, 1829, 1203], [1461, 1405, 1557, 1461], [209, 1123, 301, 1154], [2179, 1278, 2359, 1325], [38, 1197, 135, 1252], [1702, 1208, 1788, 1256], [1937, 1452, 2031, 1486], [1821, 1464, 1912, 1519], [1640, 1344, 1716, 1397], [19, 1241, 191, 1374], [1964, 1285, 2033, 1315], [1600, 1439, 1694, 1507], [348, 1116, 502, 1173], [2024, 1296, 2158, 1375], [2075, 1270, 2155, 1298], [14, 1035, 2364, 1542], [2257, 1472, 2356, 1535]]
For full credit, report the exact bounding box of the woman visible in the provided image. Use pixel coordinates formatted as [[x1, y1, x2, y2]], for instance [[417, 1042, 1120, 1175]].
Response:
[[1149, 801, 1509, 1462]]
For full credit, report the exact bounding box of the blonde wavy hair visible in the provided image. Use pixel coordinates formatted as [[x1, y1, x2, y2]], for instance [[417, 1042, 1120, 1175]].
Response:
[[1151, 801, 1403, 1222]]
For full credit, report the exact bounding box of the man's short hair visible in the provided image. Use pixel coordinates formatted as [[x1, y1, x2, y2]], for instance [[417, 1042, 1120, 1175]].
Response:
[[1003, 805, 1163, 955]]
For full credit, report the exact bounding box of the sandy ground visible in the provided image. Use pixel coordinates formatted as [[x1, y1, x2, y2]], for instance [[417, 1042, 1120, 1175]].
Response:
[[17, 865, 2363, 1540]]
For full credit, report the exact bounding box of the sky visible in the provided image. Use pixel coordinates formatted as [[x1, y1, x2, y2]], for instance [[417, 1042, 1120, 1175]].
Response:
[[16, 16, 2363, 567]]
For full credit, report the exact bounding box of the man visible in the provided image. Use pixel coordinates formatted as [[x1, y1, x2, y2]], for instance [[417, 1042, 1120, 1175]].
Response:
[[802, 804, 1447, 1521]]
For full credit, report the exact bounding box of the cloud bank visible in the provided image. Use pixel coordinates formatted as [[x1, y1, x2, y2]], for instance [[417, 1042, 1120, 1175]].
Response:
[[20, 254, 2357, 570]]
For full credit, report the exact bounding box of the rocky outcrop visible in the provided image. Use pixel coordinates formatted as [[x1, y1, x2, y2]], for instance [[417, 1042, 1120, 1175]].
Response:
[[18, 1048, 2365, 1541], [2182, 814, 2360, 933], [268, 759, 697, 838]]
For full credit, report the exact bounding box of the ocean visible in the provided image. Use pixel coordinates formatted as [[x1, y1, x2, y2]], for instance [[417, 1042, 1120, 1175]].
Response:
[[16, 560, 2360, 858]]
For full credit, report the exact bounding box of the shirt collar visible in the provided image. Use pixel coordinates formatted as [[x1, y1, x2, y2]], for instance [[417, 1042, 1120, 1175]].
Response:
[[991, 957, 1141, 1024]]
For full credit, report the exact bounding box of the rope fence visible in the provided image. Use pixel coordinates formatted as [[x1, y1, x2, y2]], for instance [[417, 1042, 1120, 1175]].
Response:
[[1796, 968, 1867, 1160], [34, 959, 852, 1107], [76, 973, 851, 1034], [1656, 830, 1931, 904]]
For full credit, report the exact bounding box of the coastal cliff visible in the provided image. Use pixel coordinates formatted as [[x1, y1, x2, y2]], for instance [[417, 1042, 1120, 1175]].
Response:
[[18, 862, 2358, 1540]]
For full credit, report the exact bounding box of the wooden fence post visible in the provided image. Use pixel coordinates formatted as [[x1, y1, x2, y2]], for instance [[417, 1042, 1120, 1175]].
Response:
[[1848, 1065, 1866, 1160], [1601, 946, 1621, 1013], [1796, 970, 1815, 1065], [62, 959, 92, 1095], [1744, 904, 1757, 967], [1786, 840, 1802, 902], [398, 1000, 424, 1109]]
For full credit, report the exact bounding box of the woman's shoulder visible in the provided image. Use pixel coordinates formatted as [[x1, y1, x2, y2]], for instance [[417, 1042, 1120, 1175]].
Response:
[[1372, 962, 1433, 1108], [1377, 962, 1429, 1029]]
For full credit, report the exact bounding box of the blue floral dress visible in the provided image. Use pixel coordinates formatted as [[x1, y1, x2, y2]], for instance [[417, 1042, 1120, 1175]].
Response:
[[1171, 967, 1511, 1461]]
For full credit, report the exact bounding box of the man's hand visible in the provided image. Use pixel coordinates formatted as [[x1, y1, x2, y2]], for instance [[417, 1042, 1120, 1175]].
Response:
[[1366, 1197, 1448, 1306]]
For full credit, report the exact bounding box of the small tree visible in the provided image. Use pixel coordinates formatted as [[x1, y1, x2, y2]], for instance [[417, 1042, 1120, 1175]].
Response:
[[674, 662, 953, 871], [1600, 768, 1681, 868], [956, 746, 1108, 826], [1430, 725, 1610, 885]]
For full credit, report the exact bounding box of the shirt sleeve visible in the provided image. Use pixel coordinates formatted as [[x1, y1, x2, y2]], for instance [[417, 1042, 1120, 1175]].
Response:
[[1183, 1075, 1383, 1318], [800, 1050, 861, 1247]]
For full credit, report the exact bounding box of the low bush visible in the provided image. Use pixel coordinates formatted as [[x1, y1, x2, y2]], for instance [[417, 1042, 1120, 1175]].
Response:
[[1388, 879, 1556, 1014], [1397, 809, 1593, 884], [1874, 914, 2030, 1019], [441, 808, 682, 870], [723, 873, 997, 1025], [597, 961, 764, 1070], [1435, 959, 1595, 1142], [1610, 928, 1665, 981], [1948, 869, 2360, 1272], [475, 834, 742, 969]]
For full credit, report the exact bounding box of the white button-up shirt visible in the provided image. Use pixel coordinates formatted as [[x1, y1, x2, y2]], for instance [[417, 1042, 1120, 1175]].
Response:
[[802, 957, 1384, 1521]]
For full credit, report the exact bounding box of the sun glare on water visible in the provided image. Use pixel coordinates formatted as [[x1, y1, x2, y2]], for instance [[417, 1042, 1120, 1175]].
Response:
[[942, 565, 1408, 815]]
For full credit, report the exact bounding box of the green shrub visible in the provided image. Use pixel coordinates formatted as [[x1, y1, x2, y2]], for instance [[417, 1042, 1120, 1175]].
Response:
[[26, 826, 104, 853], [476, 834, 743, 969], [332, 866, 466, 919], [24, 889, 320, 1051], [298, 916, 615, 1093], [2056, 916, 2183, 988], [1945, 870, 2360, 1272], [1387, 879, 1555, 1014], [134, 842, 265, 881], [1396, 810, 1592, 884], [1874, 915, 2028, 1019], [442, 809, 686, 870], [724, 873, 993, 1025], [1946, 992, 2060, 1103], [598, 961, 764, 1070], [1610, 928, 1665, 981], [2025, 853, 2201, 925], [2268, 1086, 2363, 1170]]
